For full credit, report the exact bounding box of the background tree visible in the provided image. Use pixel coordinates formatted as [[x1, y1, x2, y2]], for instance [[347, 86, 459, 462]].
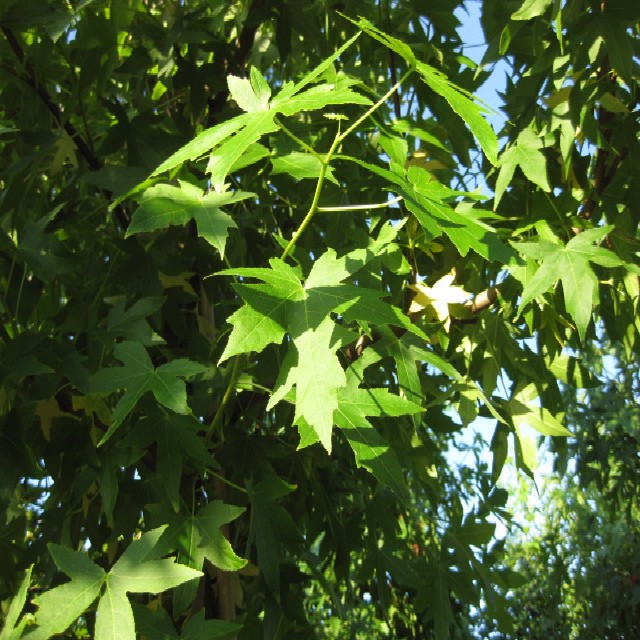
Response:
[[473, 343, 640, 640], [0, 1, 638, 639]]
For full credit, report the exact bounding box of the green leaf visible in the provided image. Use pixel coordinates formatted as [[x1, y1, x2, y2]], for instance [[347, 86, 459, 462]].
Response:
[[271, 151, 338, 184], [272, 31, 361, 102], [415, 62, 498, 165], [128, 182, 253, 257], [192, 502, 247, 571], [346, 16, 417, 66], [247, 475, 299, 594], [48, 544, 106, 581], [494, 127, 550, 206], [218, 285, 289, 362], [206, 111, 278, 190], [132, 603, 178, 640], [513, 226, 624, 340], [180, 609, 240, 640], [228, 70, 270, 112], [511, 0, 554, 20], [272, 84, 371, 116], [156, 422, 183, 512], [290, 316, 346, 453], [508, 384, 571, 437], [427, 562, 454, 640], [89, 342, 206, 445], [0, 565, 33, 640], [107, 296, 164, 345], [30, 558, 105, 640], [335, 387, 420, 500], [151, 116, 250, 177], [94, 586, 135, 640], [172, 502, 247, 575]]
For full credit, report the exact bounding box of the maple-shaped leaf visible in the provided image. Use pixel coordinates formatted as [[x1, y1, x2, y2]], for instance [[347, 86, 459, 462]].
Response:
[[513, 225, 625, 341], [409, 271, 471, 331], [169, 501, 247, 573], [89, 341, 206, 445], [494, 127, 551, 207], [221, 245, 422, 452], [106, 296, 164, 345], [165, 501, 247, 616], [127, 182, 254, 257], [29, 528, 202, 640]]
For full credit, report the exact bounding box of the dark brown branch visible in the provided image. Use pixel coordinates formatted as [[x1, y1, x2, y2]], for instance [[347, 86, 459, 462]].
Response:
[[1, 26, 130, 229], [205, 0, 267, 126], [578, 58, 627, 222]]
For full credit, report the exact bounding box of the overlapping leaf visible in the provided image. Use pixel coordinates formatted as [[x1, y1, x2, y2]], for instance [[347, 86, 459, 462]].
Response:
[[89, 342, 206, 445], [513, 225, 625, 340]]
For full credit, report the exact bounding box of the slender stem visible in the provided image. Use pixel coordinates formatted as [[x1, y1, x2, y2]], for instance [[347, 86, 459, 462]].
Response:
[[281, 69, 413, 260], [317, 195, 403, 212], [281, 157, 331, 259], [206, 354, 245, 444]]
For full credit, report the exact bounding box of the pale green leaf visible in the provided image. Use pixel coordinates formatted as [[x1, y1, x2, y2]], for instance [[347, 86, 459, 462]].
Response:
[[31, 579, 104, 640], [206, 111, 278, 190], [109, 559, 202, 594], [218, 285, 290, 363], [273, 31, 361, 102], [514, 226, 624, 340], [228, 72, 269, 112], [95, 585, 135, 640], [292, 317, 346, 452], [512, 0, 554, 20], [494, 128, 550, 206], [509, 385, 571, 436], [273, 85, 371, 115], [152, 116, 250, 177]]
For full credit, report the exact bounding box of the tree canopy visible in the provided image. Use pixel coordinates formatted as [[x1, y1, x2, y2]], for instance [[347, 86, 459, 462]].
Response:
[[0, 0, 638, 638]]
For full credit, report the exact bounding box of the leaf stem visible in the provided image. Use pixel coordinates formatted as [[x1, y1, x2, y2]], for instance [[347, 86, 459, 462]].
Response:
[[209, 470, 248, 494], [274, 117, 322, 159], [281, 69, 413, 260]]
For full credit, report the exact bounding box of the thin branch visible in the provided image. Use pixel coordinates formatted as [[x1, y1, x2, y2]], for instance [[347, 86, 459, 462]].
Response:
[[1, 26, 130, 229]]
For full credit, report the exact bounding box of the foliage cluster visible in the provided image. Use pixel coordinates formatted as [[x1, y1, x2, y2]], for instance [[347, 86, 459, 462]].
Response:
[[0, 0, 638, 638]]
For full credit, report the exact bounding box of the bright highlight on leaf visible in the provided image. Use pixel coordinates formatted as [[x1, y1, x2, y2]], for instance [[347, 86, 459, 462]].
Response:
[[409, 271, 471, 331]]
